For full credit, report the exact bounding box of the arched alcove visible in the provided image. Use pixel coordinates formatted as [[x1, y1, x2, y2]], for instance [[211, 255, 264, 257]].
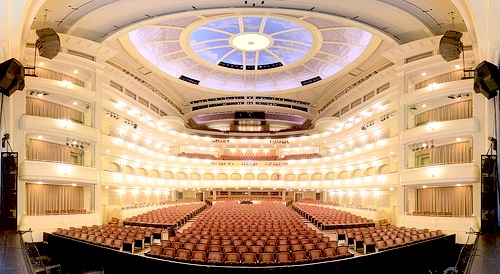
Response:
[[312, 173, 323, 180], [379, 164, 391, 174], [365, 167, 375, 176], [124, 165, 134, 174], [164, 171, 174, 179], [325, 172, 335, 180], [338, 171, 348, 179], [150, 169, 160, 178], [217, 173, 228, 180], [177, 172, 188, 180], [109, 162, 120, 172], [352, 169, 362, 177], [190, 173, 201, 180], [244, 173, 255, 180], [137, 167, 148, 176], [230, 173, 242, 180]]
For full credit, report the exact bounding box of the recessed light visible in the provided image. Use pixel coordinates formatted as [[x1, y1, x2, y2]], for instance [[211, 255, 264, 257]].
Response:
[[421, 72, 427, 76], [73, 69, 79, 74]]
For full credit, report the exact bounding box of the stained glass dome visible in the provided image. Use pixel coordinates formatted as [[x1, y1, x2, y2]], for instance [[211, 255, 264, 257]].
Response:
[[126, 9, 376, 92]]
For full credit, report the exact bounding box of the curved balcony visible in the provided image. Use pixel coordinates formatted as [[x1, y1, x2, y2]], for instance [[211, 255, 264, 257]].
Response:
[[400, 118, 479, 145], [19, 114, 99, 143], [401, 163, 479, 186], [19, 160, 99, 184]]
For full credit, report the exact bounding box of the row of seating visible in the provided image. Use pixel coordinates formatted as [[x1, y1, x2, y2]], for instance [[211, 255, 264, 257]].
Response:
[[54, 224, 160, 252], [292, 203, 375, 230], [205, 197, 293, 205], [159, 237, 338, 254], [119, 199, 195, 210], [146, 246, 352, 264], [344, 226, 445, 254], [123, 202, 206, 228], [145, 201, 354, 264]]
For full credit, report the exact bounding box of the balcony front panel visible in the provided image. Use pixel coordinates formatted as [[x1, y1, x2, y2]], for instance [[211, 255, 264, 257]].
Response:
[[20, 114, 99, 143], [20, 160, 99, 184], [401, 163, 479, 186], [400, 118, 479, 145]]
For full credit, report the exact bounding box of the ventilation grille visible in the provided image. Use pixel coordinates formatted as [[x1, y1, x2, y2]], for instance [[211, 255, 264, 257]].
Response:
[[179, 75, 200, 85]]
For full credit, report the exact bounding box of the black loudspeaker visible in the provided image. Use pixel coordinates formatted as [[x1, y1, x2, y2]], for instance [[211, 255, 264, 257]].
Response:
[[0, 58, 25, 97], [36, 28, 61, 60], [482, 155, 497, 175], [474, 60, 500, 99], [439, 30, 463, 62]]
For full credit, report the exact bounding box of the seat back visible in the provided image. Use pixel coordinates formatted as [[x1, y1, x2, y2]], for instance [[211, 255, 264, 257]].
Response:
[[207, 251, 224, 263], [258, 252, 275, 264], [276, 251, 292, 264], [337, 246, 350, 257], [175, 248, 192, 261], [308, 249, 324, 261], [162, 247, 176, 258], [223, 252, 241, 264], [249, 245, 262, 254], [292, 250, 309, 263], [322, 247, 336, 258], [241, 252, 258, 264], [149, 245, 163, 256]]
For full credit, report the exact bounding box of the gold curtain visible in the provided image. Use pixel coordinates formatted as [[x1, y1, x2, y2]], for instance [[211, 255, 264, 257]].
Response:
[[26, 183, 84, 215], [414, 100, 472, 126], [414, 70, 464, 90], [27, 139, 81, 163], [416, 186, 473, 216], [416, 141, 471, 165], [26, 97, 84, 123]]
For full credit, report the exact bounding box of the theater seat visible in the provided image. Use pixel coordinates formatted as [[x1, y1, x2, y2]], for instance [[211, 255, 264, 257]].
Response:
[[258, 252, 276, 264]]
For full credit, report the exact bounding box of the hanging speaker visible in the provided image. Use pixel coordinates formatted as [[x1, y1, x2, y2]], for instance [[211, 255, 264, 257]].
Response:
[[36, 28, 61, 60], [439, 30, 463, 62], [474, 60, 500, 99], [0, 58, 25, 97]]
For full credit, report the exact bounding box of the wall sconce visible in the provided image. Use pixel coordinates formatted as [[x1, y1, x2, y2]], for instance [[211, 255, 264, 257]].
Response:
[[447, 93, 470, 100], [124, 119, 138, 129], [360, 120, 375, 130], [29, 90, 49, 97], [380, 113, 394, 121], [105, 111, 119, 119], [66, 138, 86, 149]]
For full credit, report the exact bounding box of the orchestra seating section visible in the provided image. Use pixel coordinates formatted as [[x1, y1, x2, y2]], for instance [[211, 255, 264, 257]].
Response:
[[122, 202, 207, 229], [220, 155, 279, 161], [118, 198, 201, 210], [176, 152, 322, 161], [205, 197, 293, 206], [281, 153, 322, 160], [292, 202, 376, 230], [50, 199, 447, 267], [178, 152, 218, 160], [145, 200, 355, 264], [295, 198, 379, 212]]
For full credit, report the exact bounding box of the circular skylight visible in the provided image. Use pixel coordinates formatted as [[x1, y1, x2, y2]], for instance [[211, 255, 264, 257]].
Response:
[[126, 9, 376, 92], [190, 16, 312, 70]]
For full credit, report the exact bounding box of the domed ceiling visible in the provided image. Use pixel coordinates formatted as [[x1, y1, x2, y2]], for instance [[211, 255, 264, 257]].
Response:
[[123, 9, 379, 93]]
